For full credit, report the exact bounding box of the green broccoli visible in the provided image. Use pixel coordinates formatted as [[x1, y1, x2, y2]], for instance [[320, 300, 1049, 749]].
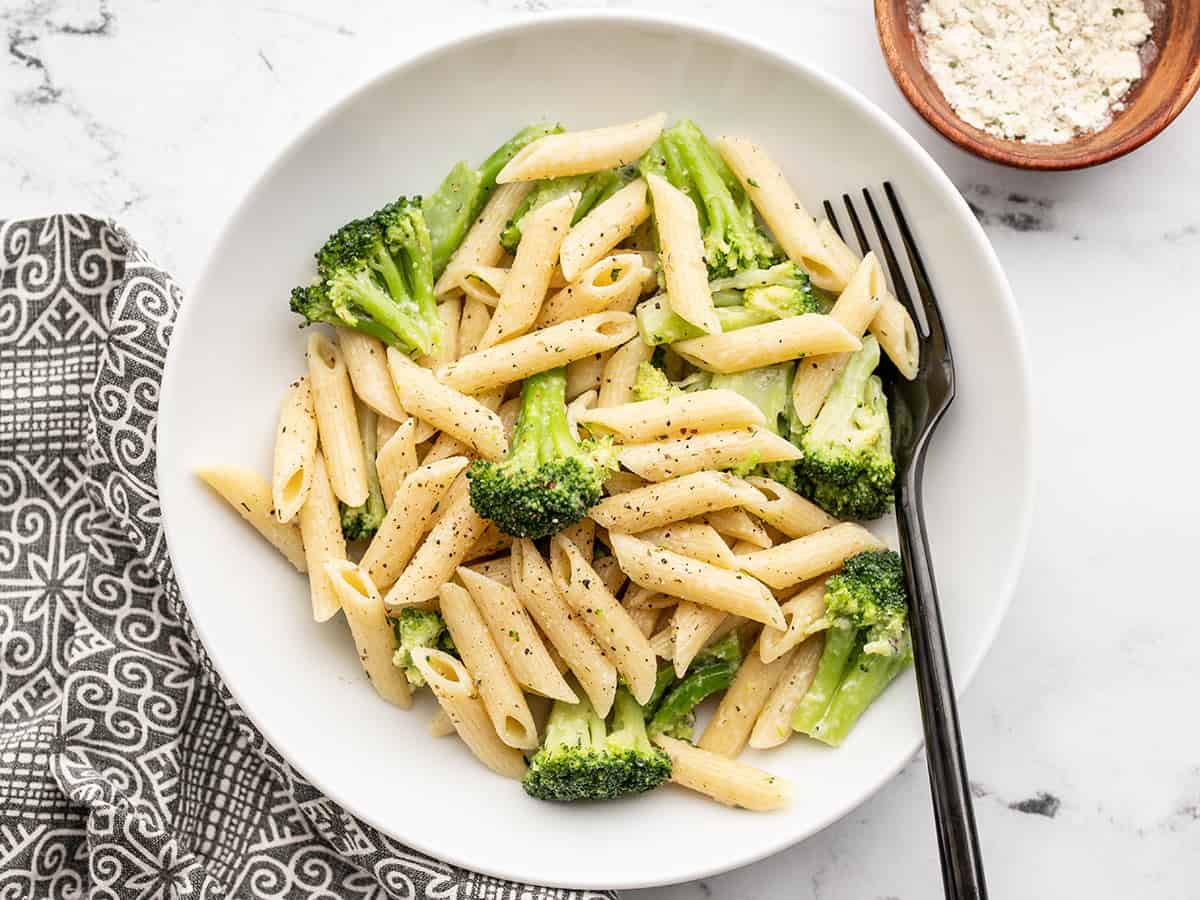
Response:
[[290, 197, 442, 357], [499, 167, 633, 253], [523, 687, 671, 802], [635, 263, 823, 346], [339, 405, 385, 541], [423, 123, 562, 277], [642, 120, 779, 278], [792, 550, 912, 745], [647, 632, 742, 740], [632, 360, 678, 401], [709, 362, 794, 437], [391, 608, 457, 688], [791, 334, 895, 520], [467, 368, 617, 539]]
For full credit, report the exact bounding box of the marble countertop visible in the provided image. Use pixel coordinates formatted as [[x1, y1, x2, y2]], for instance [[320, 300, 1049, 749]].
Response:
[[4, 1, 1197, 897]]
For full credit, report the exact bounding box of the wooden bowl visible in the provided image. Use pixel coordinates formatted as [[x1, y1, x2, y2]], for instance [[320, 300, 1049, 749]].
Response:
[[876, 0, 1200, 170]]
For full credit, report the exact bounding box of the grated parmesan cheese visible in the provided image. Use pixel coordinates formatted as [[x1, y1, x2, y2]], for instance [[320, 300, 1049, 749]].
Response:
[[917, 0, 1155, 144]]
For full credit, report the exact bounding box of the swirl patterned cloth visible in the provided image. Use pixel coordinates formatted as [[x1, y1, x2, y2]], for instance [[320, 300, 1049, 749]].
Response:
[[0, 215, 615, 900]]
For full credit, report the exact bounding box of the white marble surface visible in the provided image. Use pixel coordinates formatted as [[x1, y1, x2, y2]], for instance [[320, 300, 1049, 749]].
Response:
[[3, 1, 1198, 897]]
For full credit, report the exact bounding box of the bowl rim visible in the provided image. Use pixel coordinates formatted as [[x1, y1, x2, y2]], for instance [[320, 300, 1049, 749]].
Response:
[[874, 0, 1200, 171], [159, 9, 1036, 889]]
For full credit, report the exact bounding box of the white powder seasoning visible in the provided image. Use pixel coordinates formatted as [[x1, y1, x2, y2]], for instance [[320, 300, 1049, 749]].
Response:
[[917, 0, 1154, 144]]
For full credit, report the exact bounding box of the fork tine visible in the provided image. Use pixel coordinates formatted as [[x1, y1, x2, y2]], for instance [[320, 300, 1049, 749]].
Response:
[[861, 187, 924, 337], [822, 200, 844, 241], [884, 182, 946, 339], [841, 193, 872, 256]]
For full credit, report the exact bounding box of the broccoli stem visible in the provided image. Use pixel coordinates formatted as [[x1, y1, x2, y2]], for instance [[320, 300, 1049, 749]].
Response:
[[424, 161, 483, 279], [510, 368, 575, 467], [648, 659, 735, 738], [635, 297, 778, 345], [544, 690, 605, 751], [609, 686, 655, 752], [667, 122, 738, 253], [810, 637, 910, 746], [806, 335, 881, 449], [791, 622, 859, 734], [424, 123, 561, 278], [645, 662, 678, 716]]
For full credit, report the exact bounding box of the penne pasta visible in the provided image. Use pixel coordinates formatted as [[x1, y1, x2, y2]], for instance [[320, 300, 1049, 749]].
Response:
[[654, 734, 791, 811], [534, 253, 646, 329], [324, 561, 412, 708], [672, 315, 861, 375], [458, 296, 492, 357], [560, 179, 651, 282], [565, 351, 610, 400], [439, 582, 539, 750], [196, 465, 306, 572], [603, 469, 647, 496], [466, 555, 513, 588], [375, 417, 418, 508], [589, 471, 765, 533], [479, 192, 580, 349], [457, 566, 577, 702], [383, 490, 489, 609], [817, 218, 863, 285], [759, 579, 830, 663], [510, 539, 617, 717], [609, 532, 785, 630], [386, 348, 507, 460], [271, 377, 318, 524], [742, 475, 839, 538], [698, 634, 796, 757], [672, 601, 729, 676], [716, 135, 855, 293], [307, 333, 368, 506], [576, 389, 765, 444], [550, 535, 657, 705], [597, 335, 654, 408], [646, 173, 720, 334], [737, 522, 884, 590], [701, 508, 771, 549], [296, 453, 346, 621], [633, 522, 736, 569], [617, 427, 801, 481], [870, 291, 921, 382], [436, 312, 639, 395], [429, 708, 456, 738], [497, 113, 665, 183], [435, 182, 532, 296], [627, 604, 662, 638], [411, 648, 527, 779], [459, 264, 569, 308], [650, 625, 674, 660], [593, 554, 628, 598], [465, 523, 513, 563], [749, 632, 825, 750], [337, 328, 408, 422], [560, 518, 596, 561], [360, 456, 469, 589], [790, 253, 886, 425]]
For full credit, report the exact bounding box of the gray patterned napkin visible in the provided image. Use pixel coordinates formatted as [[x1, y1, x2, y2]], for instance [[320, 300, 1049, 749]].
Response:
[[0, 215, 615, 900]]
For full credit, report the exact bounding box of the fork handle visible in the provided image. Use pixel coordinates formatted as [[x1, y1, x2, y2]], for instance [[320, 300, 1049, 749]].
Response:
[[896, 459, 988, 900]]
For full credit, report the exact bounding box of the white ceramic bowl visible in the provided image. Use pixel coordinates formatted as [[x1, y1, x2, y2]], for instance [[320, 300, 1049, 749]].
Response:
[[158, 12, 1032, 890]]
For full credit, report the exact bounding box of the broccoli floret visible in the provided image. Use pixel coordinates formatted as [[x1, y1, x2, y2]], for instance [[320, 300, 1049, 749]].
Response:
[[647, 632, 742, 740], [792, 550, 912, 743], [339, 405, 385, 541], [523, 687, 671, 802], [424, 123, 562, 277], [643, 120, 780, 278], [468, 368, 617, 539], [632, 361, 679, 401], [792, 334, 895, 520], [824, 549, 909, 657], [391, 608, 456, 688], [635, 263, 823, 346], [292, 197, 442, 357]]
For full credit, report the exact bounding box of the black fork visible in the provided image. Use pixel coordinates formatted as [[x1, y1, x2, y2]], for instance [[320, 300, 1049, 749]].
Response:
[[824, 186, 986, 900]]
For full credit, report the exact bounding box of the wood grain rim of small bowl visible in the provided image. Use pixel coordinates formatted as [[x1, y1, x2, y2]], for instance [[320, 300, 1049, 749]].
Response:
[[875, 0, 1200, 171]]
